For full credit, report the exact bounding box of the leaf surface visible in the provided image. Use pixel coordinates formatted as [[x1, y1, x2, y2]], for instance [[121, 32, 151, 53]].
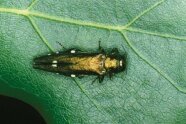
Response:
[[1, 0, 186, 123]]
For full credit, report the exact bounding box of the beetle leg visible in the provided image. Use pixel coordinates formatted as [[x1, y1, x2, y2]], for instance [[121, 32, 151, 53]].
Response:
[[109, 72, 113, 80], [111, 48, 119, 55], [91, 75, 104, 84], [57, 41, 67, 50], [91, 76, 98, 84], [98, 75, 104, 83], [98, 40, 105, 53]]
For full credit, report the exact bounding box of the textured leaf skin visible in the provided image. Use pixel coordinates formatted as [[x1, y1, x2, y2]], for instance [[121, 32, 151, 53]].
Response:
[[1, 0, 186, 124]]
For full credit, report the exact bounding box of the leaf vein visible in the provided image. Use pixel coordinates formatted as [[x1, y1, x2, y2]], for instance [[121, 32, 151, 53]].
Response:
[[30, 11, 122, 31], [126, 27, 186, 41], [121, 31, 186, 94], [73, 79, 117, 123], [27, 16, 54, 51], [27, 0, 39, 10], [125, 0, 165, 28]]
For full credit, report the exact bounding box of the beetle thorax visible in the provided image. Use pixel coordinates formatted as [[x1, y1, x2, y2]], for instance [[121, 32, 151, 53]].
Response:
[[104, 57, 117, 69]]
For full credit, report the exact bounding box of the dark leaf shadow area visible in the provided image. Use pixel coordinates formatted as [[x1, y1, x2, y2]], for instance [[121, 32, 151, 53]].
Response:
[[0, 95, 46, 124]]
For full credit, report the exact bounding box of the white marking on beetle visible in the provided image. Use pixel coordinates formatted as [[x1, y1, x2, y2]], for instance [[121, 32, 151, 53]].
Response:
[[71, 74, 76, 77], [53, 60, 58, 63], [56, 51, 59, 54], [56, 73, 59, 74], [52, 64, 57, 67], [70, 50, 76, 53], [120, 60, 123, 66], [48, 53, 51, 56], [101, 69, 106, 74]]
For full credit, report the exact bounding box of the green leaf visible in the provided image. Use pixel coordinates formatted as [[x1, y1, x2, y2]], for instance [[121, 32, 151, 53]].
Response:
[[1, 0, 186, 123]]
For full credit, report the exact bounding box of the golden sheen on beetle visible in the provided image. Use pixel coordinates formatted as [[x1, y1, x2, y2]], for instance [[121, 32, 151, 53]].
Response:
[[33, 41, 126, 83]]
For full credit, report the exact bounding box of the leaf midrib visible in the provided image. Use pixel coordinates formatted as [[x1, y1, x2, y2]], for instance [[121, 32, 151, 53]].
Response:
[[0, 0, 163, 32], [0, 0, 185, 42]]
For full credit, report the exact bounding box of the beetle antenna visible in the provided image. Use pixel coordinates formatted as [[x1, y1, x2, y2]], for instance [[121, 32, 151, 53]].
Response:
[[91, 76, 98, 84], [98, 39, 105, 53], [57, 41, 66, 50]]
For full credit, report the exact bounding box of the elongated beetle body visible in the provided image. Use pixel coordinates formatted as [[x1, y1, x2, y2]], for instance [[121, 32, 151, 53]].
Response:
[[33, 42, 126, 83]]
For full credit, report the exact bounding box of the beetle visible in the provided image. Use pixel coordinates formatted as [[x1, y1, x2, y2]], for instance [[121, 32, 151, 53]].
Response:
[[33, 41, 126, 83]]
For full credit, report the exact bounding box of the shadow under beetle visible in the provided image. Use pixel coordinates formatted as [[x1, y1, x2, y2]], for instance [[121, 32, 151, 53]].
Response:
[[33, 41, 126, 83]]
